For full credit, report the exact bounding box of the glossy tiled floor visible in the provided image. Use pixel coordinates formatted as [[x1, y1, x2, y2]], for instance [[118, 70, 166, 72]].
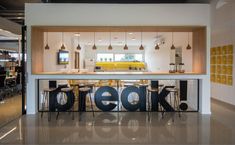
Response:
[[0, 100, 235, 145]]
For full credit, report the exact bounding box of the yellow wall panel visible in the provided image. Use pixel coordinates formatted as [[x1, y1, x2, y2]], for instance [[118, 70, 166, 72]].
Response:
[[227, 55, 233, 64], [216, 75, 221, 83], [221, 75, 226, 84], [216, 47, 222, 55], [216, 65, 221, 74], [227, 76, 233, 86], [222, 46, 227, 55], [217, 56, 222, 64], [226, 66, 233, 75], [227, 45, 233, 54]]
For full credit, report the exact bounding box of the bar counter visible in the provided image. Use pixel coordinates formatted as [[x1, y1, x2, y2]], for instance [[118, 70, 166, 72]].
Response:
[[32, 71, 207, 80]]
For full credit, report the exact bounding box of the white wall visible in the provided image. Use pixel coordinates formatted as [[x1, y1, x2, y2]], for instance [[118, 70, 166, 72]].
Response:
[[145, 32, 192, 72], [25, 4, 210, 114], [43, 32, 85, 71], [211, 0, 235, 106]]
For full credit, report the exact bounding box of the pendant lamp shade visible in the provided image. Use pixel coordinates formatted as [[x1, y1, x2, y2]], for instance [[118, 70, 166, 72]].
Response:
[[45, 32, 50, 50], [108, 32, 113, 50], [186, 32, 192, 50], [171, 32, 175, 50], [139, 32, 144, 50], [92, 32, 97, 50], [61, 32, 65, 50], [123, 32, 128, 50], [155, 44, 160, 50]]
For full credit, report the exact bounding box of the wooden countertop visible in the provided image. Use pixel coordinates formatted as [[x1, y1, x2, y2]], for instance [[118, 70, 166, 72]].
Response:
[[34, 71, 205, 75]]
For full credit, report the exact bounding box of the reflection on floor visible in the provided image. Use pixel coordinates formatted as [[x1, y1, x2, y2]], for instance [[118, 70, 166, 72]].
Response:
[[0, 95, 22, 128], [0, 100, 235, 144]]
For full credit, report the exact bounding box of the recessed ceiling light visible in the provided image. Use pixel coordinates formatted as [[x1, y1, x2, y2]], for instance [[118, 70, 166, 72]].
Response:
[[74, 33, 80, 37], [87, 42, 91, 45], [128, 32, 133, 35], [132, 38, 136, 40], [98, 39, 102, 42]]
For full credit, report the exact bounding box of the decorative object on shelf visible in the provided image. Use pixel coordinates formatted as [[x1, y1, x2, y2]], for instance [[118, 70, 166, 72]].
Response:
[[60, 32, 65, 50], [75, 33, 81, 50], [92, 32, 97, 50], [108, 32, 113, 50], [155, 32, 160, 50], [171, 32, 176, 50], [169, 63, 176, 73], [45, 31, 50, 50], [186, 32, 192, 50], [178, 62, 185, 73], [124, 32, 128, 50], [139, 32, 144, 50]]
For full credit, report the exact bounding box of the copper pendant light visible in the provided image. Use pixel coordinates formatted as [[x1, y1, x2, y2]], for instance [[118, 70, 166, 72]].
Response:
[[45, 31, 50, 50], [139, 32, 144, 50], [76, 33, 81, 50], [92, 32, 97, 50], [155, 32, 160, 50], [108, 32, 113, 50], [171, 32, 175, 50], [123, 32, 128, 50], [61, 32, 65, 50], [186, 32, 192, 50]]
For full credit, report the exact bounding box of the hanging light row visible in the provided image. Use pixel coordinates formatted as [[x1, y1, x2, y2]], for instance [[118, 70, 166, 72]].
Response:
[[170, 32, 192, 50], [45, 31, 192, 50]]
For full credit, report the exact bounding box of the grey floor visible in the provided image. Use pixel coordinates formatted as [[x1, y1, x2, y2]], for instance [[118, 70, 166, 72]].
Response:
[[0, 100, 235, 145]]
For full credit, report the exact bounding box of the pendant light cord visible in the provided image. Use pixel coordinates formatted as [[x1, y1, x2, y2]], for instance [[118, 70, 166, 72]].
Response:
[[110, 32, 111, 45], [172, 32, 174, 45], [62, 32, 64, 44], [94, 32, 96, 45], [188, 32, 190, 45]]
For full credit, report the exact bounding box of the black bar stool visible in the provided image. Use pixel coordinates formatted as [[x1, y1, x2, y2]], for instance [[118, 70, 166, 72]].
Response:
[[41, 88, 54, 118], [166, 88, 181, 117], [79, 87, 95, 117], [56, 87, 75, 120]]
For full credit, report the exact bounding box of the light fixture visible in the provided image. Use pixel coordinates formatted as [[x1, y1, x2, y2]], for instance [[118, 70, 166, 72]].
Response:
[[171, 32, 175, 50], [76, 32, 81, 50], [139, 32, 144, 50], [186, 32, 192, 50], [124, 32, 128, 50], [45, 31, 50, 50], [92, 32, 97, 50], [155, 32, 160, 50], [61, 32, 65, 50], [108, 32, 113, 50]]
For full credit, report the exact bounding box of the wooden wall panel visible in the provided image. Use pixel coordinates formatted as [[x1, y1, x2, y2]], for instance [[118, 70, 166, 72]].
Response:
[[31, 27, 44, 74], [192, 28, 207, 74]]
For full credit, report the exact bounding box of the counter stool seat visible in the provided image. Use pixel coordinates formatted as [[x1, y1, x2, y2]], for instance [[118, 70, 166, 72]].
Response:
[[41, 88, 55, 118], [55, 87, 75, 120], [79, 87, 94, 117], [166, 87, 181, 118]]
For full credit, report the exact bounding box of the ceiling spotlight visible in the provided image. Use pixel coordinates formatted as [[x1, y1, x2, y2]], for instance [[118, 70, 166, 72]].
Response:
[[128, 32, 133, 35], [155, 44, 160, 50], [74, 33, 80, 37]]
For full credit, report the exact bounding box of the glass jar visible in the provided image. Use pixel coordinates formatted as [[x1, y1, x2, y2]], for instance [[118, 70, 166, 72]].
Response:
[[169, 63, 176, 73], [178, 63, 185, 73]]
